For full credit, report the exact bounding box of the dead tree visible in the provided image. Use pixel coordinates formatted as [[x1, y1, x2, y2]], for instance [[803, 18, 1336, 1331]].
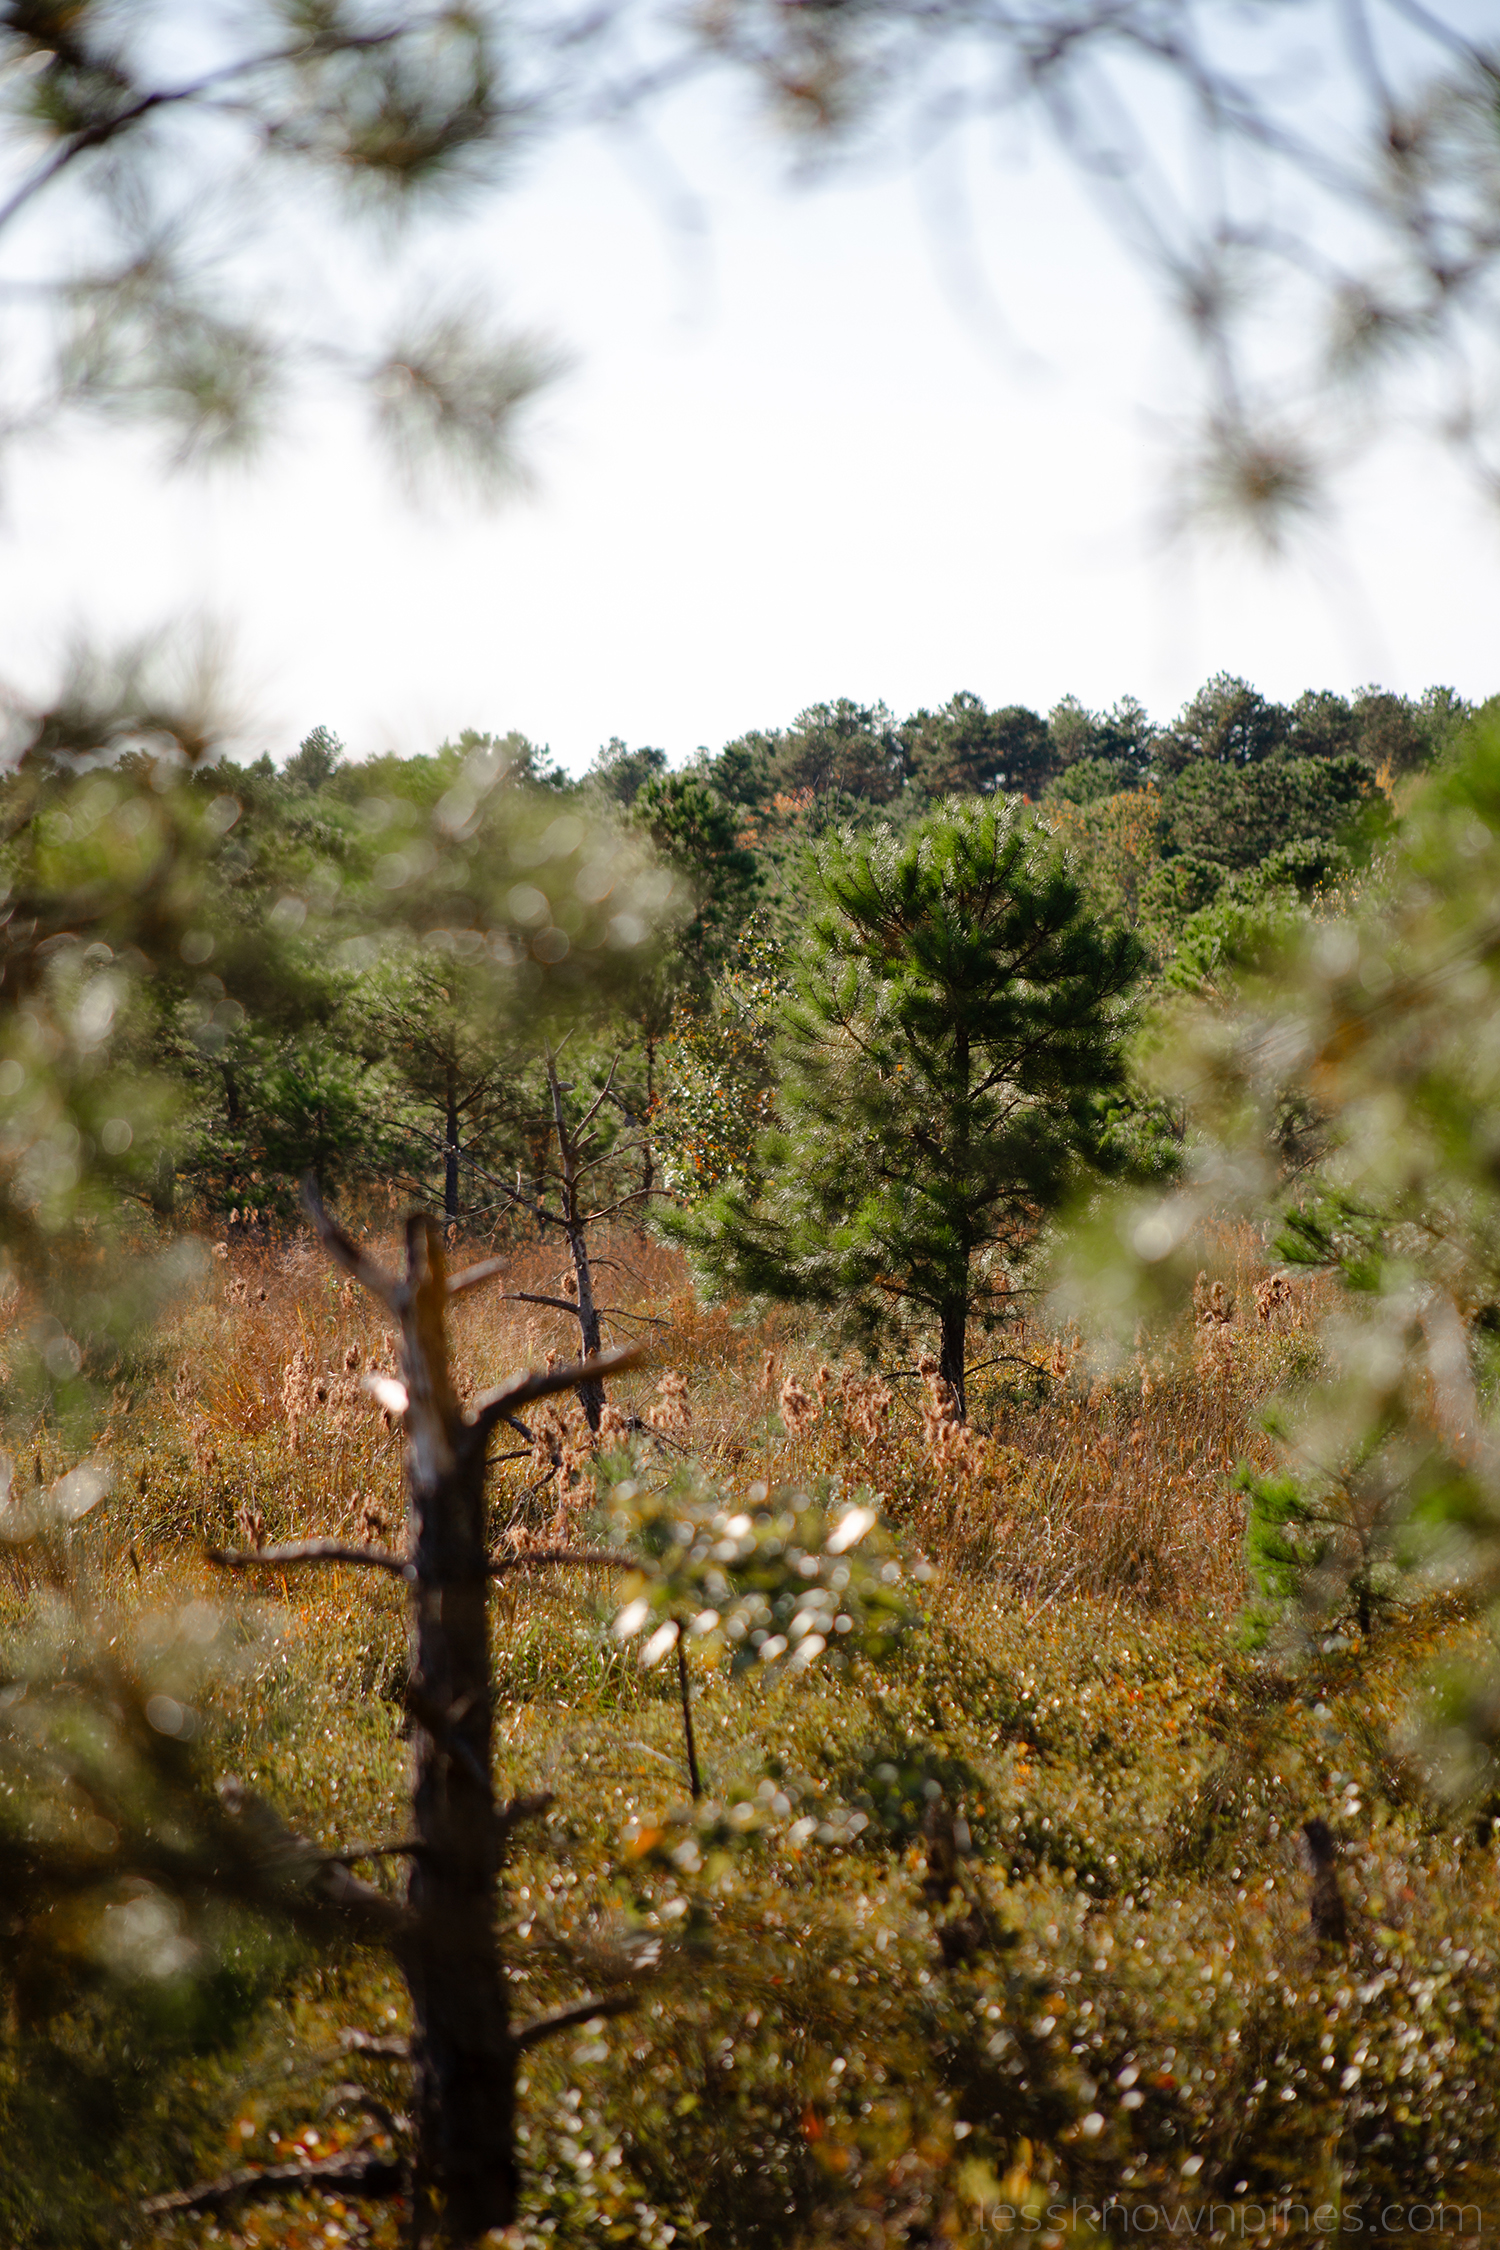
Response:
[[211, 1182, 641, 2244], [439, 1046, 665, 1434]]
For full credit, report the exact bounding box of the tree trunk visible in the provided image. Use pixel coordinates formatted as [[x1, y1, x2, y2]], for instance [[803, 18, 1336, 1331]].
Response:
[[566, 1221, 605, 1433], [398, 1218, 517, 2239], [944, 1021, 972, 1422], [444, 1062, 460, 1228], [546, 1052, 606, 1432], [298, 1191, 642, 2244], [220, 1062, 241, 1129], [641, 1038, 655, 1205], [940, 1300, 968, 1422], [149, 1148, 175, 1219]]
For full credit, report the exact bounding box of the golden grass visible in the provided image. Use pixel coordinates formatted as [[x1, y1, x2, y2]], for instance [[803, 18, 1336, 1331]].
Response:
[[95, 1214, 1336, 1623], [19, 1213, 1486, 2250]]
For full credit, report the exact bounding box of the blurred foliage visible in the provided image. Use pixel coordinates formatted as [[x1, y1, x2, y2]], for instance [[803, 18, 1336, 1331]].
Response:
[[5, 2, 1500, 527], [685, 3, 1500, 530], [1054, 708, 1500, 1750], [595, 1456, 923, 1680]]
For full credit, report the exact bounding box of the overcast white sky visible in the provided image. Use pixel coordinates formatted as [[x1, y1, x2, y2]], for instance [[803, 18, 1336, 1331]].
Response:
[[2, 63, 1497, 774]]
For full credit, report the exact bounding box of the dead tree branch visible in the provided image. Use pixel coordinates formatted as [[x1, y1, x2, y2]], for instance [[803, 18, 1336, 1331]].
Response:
[[143, 2144, 406, 2221], [207, 1540, 414, 1581], [510, 1991, 638, 2053]]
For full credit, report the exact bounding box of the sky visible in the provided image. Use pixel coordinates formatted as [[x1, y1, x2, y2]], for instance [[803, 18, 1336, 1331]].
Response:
[[2, 51, 1497, 774]]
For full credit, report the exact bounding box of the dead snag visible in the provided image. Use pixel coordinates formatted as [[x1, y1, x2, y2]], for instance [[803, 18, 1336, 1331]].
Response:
[[296, 1180, 639, 2244]]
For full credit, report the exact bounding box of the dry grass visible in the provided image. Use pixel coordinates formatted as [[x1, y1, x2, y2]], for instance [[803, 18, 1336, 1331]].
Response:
[[111, 1216, 1335, 1623], [15, 1213, 1491, 2250]]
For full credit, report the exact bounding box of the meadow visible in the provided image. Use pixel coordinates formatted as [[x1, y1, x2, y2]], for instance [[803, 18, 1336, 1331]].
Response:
[[5, 1210, 1496, 2249]]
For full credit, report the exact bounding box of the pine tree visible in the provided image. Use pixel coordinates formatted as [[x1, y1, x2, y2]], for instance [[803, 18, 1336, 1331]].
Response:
[[683, 797, 1143, 1413]]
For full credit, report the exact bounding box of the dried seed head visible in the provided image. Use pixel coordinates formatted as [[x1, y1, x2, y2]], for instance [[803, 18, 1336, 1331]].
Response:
[[598, 1401, 631, 1450], [778, 1375, 817, 1437], [646, 1370, 690, 1438], [355, 1494, 389, 1548]]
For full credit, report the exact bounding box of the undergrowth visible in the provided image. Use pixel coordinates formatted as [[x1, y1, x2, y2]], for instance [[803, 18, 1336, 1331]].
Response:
[[2, 1218, 1497, 2247]]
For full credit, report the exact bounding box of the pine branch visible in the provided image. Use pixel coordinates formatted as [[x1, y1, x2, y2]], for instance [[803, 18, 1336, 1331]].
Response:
[[0, 27, 409, 239]]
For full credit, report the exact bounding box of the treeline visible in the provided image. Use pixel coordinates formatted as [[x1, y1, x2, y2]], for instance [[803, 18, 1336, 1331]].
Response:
[[114, 673, 1477, 1229]]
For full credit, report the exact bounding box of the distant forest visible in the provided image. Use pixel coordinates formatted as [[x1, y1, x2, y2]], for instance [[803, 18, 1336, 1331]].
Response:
[[153, 671, 1478, 1229]]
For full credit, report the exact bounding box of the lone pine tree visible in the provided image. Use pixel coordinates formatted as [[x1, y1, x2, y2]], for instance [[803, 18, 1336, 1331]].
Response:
[[686, 797, 1142, 1413]]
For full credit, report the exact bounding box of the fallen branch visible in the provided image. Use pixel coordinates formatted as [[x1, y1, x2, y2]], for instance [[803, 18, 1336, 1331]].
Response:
[[489, 1547, 637, 1575], [510, 1991, 637, 2054], [143, 2144, 405, 2220], [339, 2029, 412, 2061], [495, 1789, 554, 1837], [207, 1539, 413, 1582], [322, 1838, 425, 1866]]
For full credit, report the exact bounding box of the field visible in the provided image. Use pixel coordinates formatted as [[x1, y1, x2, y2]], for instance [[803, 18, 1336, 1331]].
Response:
[[3, 1216, 1497, 2248]]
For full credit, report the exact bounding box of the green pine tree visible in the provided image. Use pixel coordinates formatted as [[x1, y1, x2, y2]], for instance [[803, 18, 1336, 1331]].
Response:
[[680, 796, 1143, 1413]]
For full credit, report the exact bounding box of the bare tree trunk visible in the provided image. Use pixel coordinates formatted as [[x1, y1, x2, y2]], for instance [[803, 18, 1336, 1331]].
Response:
[[395, 1219, 516, 2238], [641, 1036, 656, 1204], [566, 1221, 605, 1431], [150, 1148, 176, 1219], [248, 1190, 643, 2246], [940, 1301, 968, 1423], [548, 1053, 606, 1432], [444, 1060, 460, 1228]]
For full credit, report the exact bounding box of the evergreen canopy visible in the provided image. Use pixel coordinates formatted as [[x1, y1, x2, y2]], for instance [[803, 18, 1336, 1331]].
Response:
[[684, 797, 1143, 1411]]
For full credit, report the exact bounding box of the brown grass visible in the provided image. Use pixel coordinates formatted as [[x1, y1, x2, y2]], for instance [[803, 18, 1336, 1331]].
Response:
[[134, 1214, 1333, 1623]]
